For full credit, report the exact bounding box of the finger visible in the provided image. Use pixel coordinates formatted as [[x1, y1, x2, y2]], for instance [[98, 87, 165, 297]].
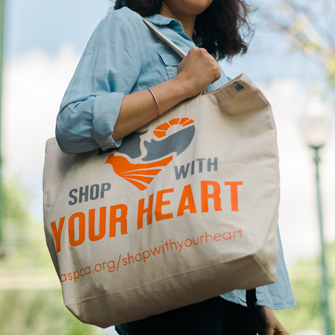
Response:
[[264, 326, 275, 335], [189, 46, 199, 51], [188, 46, 199, 55], [210, 72, 221, 84], [274, 326, 290, 335]]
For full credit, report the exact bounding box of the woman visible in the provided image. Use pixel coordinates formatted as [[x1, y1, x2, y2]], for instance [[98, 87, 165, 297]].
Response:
[[56, 0, 296, 334]]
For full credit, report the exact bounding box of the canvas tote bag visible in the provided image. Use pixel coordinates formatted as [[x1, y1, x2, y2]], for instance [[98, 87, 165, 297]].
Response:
[[43, 19, 280, 328]]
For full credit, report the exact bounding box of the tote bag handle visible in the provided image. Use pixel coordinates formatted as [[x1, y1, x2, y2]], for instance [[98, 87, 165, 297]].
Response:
[[142, 17, 187, 59], [141, 17, 209, 95]]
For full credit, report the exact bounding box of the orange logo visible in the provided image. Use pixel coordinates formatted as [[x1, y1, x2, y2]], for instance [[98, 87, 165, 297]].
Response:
[[105, 118, 195, 190]]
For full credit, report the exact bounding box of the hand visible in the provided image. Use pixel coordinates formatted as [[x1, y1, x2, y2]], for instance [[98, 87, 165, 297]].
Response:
[[258, 307, 289, 335], [174, 46, 221, 99]]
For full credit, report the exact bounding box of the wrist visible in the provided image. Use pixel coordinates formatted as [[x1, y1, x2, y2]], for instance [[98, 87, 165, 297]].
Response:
[[148, 76, 197, 118], [170, 75, 195, 101]]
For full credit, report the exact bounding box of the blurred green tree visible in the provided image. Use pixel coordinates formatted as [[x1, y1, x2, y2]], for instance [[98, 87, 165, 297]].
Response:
[[0, 178, 102, 335], [275, 243, 335, 334]]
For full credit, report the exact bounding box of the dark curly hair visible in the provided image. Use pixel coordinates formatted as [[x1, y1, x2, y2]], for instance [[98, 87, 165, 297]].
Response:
[[114, 0, 254, 60]]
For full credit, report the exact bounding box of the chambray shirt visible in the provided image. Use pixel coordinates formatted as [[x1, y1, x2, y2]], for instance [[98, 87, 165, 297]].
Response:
[[56, 7, 296, 310]]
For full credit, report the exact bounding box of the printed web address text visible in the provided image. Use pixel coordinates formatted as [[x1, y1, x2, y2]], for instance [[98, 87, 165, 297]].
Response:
[[60, 229, 242, 284]]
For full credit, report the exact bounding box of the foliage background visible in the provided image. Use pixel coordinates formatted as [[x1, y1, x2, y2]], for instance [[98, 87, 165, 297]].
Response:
[[0, 180, 102, 335]]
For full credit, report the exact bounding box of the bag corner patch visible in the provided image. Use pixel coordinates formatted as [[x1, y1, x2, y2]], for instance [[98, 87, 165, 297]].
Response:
[[233, 82, 246, 92]]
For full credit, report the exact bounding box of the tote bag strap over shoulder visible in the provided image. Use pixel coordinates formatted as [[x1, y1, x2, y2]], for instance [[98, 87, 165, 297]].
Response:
[[141, 17, 187, 59]]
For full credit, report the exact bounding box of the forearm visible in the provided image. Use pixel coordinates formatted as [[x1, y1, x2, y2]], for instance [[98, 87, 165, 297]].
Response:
[[112, 77, 189, 140], [56, 78, 188, 154]]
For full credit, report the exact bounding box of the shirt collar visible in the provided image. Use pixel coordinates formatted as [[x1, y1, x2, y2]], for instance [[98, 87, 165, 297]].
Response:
[[145, 13, 194, 42], [145, 13, 184, 32]]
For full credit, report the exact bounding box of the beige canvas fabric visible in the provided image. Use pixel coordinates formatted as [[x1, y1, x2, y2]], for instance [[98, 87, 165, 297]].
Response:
[[43, 74, 280, 328]]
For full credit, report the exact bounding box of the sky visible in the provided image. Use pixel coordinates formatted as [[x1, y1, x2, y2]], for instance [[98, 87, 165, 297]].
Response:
[[1, 1, 335, 332]]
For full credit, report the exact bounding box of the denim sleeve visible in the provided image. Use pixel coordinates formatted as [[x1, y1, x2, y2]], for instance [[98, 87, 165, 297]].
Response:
[[255, 226, 296, 309], [56, 11, 142, 154]]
